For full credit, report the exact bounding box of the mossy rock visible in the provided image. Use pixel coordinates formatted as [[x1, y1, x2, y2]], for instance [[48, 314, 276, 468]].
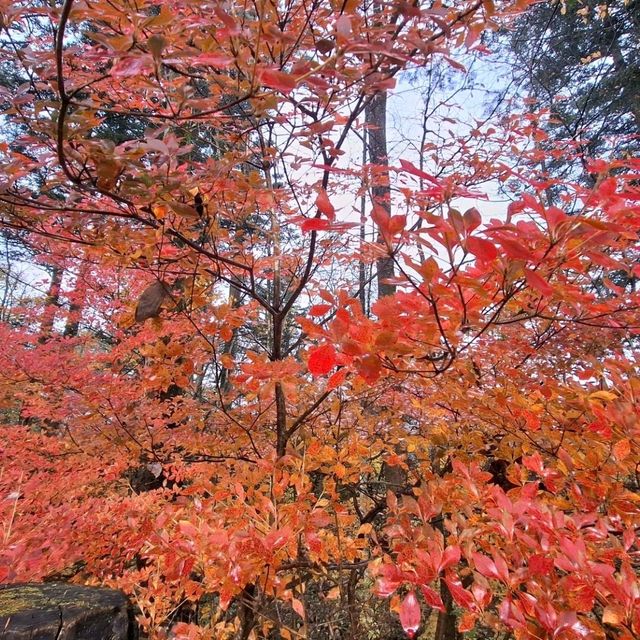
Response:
[[0, 582, 134, 639]]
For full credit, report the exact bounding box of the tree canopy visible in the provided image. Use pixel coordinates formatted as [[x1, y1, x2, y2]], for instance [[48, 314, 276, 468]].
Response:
[[0, 0, 639, 639], [502, 0, 640, 184]]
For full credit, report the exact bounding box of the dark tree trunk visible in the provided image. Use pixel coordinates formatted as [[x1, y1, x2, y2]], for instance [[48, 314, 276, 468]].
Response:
[[63, 262, 88, 338], [39, 265, 63, 341], [434, 580, 459, 640], [365, 92, 395, 299], [237, 583, 257, 640]]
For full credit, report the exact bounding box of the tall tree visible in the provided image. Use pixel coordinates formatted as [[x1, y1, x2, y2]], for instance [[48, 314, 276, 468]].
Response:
[[502, 0, 640, 183], [366, 92, 396, 298]]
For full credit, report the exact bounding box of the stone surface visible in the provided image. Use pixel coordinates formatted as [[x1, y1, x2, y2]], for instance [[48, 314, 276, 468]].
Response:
[[0, 582, 133, 640]]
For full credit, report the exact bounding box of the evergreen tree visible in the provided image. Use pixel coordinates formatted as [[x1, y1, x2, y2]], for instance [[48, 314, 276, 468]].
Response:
[[503, 0, 640, 183]]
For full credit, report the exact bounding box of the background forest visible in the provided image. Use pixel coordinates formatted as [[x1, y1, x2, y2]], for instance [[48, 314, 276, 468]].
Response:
[[0, 0, 639, 638]]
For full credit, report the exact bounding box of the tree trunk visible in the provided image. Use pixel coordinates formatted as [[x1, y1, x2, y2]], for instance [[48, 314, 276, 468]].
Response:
[[218, 281, 242, 394], [237, 583, 257, 640], [39, 265, 63, 341], [434, 581, 459, 640], [365, 92, 395, 299], [63, 261, 88, 337], [359, 128, 369, 314]]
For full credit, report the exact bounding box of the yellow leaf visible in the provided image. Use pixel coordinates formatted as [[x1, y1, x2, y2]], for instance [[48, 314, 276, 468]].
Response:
[[590, 390, 617, 402]]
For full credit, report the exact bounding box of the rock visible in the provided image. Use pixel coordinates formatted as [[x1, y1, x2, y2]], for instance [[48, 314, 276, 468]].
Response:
[[0, 582, 134, 640]]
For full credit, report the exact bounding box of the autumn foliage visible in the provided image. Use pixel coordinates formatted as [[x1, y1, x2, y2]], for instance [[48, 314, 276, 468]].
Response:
[[0, 0, 639, 638]]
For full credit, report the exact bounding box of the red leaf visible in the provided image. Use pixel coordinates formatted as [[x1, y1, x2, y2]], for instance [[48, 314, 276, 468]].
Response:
[[562, 575, 595, 612], [357, 354, 381, 383], [545, 206, 568, 230], [466, 236, 498, 261], [521, 192, 544, 214], [399, 159, 439, 184], [492, 552, 510, 583], [300, 218, 331, 232], [388, 214, 406, 235], [264, 526, 292, 551], [193, 53, 234, 68], [499, 596, 526, 628], [439, 545, 461, 572], [399, 591, 421, 638], [371, 204, 390, 229], [420, 586, 445, 611], [308, 344, 337, 376], [214, 6, 240, 32], [315, 189, 335, 220], [375, 563, 403, 597], [522, 452, 544, 474], [463, 207, 482, 233], [308, 509, 332, 527], [472, 552, 499, 579], [499, 237, 534, 261], [111, 55, 153, 77], [259, 68, 298, 93], [310, 304, 332, 316], [372, 206, 404, 242], [178, 520, 198, 538], [445, 576, 476, 611], [318, 289, 335, 304], [335, 15, 352, 38], [327, 367, 347, 390], [524, 270, 553, 297], [292, 597, 305, 620]]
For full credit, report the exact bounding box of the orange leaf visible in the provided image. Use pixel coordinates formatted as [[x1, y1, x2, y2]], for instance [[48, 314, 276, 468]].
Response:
[[292, 597, 305, 620], [602, 605, 625, 626], [458, 611, 477, 633], [613, 438, 631, 461]]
